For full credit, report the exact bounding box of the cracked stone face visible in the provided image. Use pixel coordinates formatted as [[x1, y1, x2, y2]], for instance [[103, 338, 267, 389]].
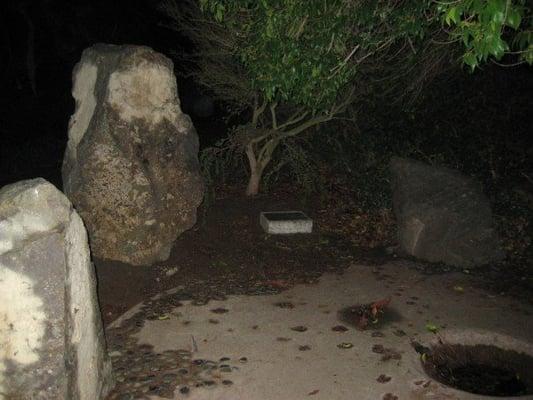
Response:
[[62, 44, 204, 266], [0, 178, 112, 399]]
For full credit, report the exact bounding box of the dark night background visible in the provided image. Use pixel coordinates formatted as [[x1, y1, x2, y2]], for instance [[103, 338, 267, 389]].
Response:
[[0, 0, 226, 188], [0, 0, 531, 193]]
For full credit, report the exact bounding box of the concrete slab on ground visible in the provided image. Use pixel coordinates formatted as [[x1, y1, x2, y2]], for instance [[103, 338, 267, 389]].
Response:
[[110, 262, 533, 400]]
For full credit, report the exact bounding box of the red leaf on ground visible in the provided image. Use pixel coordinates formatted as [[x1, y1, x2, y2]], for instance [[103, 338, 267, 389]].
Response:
[[371, 297, 391, 318]]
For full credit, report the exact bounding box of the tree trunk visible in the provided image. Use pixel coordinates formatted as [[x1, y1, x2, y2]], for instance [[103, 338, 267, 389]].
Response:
[[246, 167, 262, 196], [245, 142, 262, 196]]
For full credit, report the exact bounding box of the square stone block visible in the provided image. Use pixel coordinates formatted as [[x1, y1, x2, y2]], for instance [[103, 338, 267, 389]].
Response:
[[260, 211, 313, 234]]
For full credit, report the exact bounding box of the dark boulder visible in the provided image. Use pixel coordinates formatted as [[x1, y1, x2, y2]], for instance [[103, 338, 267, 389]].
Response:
[[390, 157, 504, 267]]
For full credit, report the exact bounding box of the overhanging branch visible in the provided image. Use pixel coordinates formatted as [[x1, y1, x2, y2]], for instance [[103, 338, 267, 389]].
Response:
[[277, 108, 309, 130]]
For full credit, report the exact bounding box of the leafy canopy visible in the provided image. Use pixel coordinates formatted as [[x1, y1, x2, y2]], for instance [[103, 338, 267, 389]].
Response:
[[200, 0, 531, 109], [199, 0, 436, 111], [438, 0, 532, 69]]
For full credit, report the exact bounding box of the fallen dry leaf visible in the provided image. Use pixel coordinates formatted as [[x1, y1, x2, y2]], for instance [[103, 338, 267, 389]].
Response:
[[274, 301, 295, 309], [377, 374, 392, 383], [332, 325, 349, 332], [291, 325, 308, 332], [210, 307, 229, 314]]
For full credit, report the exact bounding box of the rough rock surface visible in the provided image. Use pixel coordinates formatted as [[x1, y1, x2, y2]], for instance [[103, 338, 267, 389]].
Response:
[[0, 178, 112, 399], [63, 44, 204, 266], [390, 157, 504, 267]]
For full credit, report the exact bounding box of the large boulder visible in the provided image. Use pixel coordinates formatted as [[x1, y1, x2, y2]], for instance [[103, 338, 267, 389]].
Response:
[[62, 44, 204, 266], [0, 178, 112, 399], [390, 157, 504, 267]]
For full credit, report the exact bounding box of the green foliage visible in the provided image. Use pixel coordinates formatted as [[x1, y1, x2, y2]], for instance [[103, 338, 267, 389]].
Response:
[[437, 0, 532, 69], [426, 323, 440, 334], [200, 0, 532, 83], [198, 0, 435, 111]]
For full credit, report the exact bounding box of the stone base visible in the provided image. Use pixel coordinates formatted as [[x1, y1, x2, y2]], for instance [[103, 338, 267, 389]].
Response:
[[259, 211, 313, 234]]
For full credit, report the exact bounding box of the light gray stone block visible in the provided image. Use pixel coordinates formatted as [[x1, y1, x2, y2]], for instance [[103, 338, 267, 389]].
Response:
[[0, 178, 112, 399], [260, 211, 313, 234]]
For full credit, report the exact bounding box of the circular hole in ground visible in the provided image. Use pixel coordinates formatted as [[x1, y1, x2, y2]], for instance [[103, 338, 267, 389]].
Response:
[[422, 343, 533, 397]]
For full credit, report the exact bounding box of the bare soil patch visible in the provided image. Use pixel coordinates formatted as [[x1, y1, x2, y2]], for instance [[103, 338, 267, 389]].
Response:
[[95, 185, 533, 327]]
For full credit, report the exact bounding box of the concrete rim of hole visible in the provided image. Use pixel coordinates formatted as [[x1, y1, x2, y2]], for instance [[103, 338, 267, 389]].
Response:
[[421, 329, 533, 398]]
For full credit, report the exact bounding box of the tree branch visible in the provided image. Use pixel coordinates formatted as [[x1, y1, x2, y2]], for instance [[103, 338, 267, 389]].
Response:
[[279, 113, 333, 139], [277, 108, 309, 130], [270, 102, 278, 130], [257, 137, 280, 168], [252, 96, 268, 126]]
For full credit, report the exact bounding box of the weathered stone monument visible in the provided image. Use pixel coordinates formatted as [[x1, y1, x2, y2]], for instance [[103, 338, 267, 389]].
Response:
[[390, 157, 504, 267], [63, 44, 204, 266], [0, 178, 112, 399]]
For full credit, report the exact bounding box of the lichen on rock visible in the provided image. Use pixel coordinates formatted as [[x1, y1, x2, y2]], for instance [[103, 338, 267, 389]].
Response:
[[63, 44, 204, 266]]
